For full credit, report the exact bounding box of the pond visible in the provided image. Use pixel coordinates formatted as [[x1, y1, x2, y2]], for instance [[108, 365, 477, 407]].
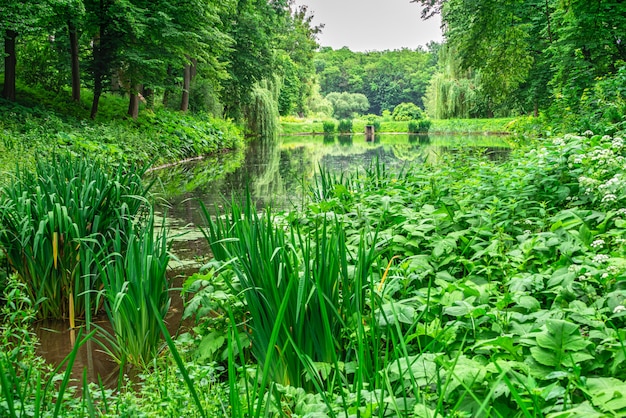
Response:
[[35, 132, 511, 386], [152, 133, 511, 268]]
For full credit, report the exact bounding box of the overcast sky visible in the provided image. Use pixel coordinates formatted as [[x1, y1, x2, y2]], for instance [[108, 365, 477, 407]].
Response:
[[293, 0, 443, 52]]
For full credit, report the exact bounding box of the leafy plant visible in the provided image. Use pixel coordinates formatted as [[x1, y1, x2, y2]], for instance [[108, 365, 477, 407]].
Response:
[[337, 119, 353, 133], [0, 155, 152, 323], [95, 212, 171, 368], [322, 120, 336, 133]]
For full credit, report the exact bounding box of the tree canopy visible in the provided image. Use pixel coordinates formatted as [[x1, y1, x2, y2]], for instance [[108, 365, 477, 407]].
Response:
[[1, 0, 320, 126], [314, 46, 436, 115], [413, 0, 626, 119]]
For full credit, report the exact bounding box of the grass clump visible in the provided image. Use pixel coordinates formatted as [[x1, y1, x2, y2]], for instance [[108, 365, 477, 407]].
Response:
[[95, 212, 171, 368], [337, 119, 353, 134], [322, 120, 336, 134], [0, 155, 152, 323]]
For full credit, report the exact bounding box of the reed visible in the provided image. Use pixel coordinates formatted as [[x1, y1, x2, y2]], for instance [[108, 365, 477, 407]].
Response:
[[200, 192, 383, 391], [0, 154, 152, 322], [95, 212, 171, 368]]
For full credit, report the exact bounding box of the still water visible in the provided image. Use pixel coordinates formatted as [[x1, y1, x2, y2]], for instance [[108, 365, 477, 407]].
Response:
[[36, 132, 511, 385], [154, 133, 511, 266]]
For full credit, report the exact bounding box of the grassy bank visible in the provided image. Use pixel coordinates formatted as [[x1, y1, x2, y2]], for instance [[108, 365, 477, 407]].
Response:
[[280, 116, 516, 135], [0, 86, 244, 186]]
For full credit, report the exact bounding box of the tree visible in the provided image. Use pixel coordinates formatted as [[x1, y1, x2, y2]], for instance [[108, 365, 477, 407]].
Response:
[[221, 0, 290, 119], [275, 2, 322, 116], [315, 47, 435, 115], [325, 92, 370, 118], [0, 0, 53, 100]]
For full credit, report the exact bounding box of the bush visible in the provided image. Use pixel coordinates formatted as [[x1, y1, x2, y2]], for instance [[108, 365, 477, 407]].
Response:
[[337, 119, 353, 133], [408, 118, 432, 133], [392, 102, 425, 121], [323, 120, 336, 134]]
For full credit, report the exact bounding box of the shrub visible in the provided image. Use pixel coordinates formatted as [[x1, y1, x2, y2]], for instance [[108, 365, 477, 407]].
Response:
[[408, 118, 432, 133], [337, 119, 353, 133], [392, 102, 425, 121], [323, 120, 336, 134]]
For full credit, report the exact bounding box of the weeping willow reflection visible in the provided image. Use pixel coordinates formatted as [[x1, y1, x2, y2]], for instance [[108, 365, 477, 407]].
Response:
[[250, 135, 286, 207]]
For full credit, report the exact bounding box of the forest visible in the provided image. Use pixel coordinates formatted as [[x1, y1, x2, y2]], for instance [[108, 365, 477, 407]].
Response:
[[1, 0, 626, 417]]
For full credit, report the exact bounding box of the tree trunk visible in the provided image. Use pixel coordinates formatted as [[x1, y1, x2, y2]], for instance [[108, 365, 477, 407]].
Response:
[[91, 42, 103, 119], [534, 100, 539, 117], [127, 84, 140, 119], [68, 21, 81, 102], [2, 30, 18, 101], [143, 86, 154, 110], [190, 58, 197, 80], [163, 65, 174, 107], [91, 84, 102, 119], [180, 63, 191, 112]]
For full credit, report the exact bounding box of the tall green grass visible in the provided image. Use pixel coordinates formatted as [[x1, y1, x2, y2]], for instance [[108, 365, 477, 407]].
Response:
[[0, 155, 152, 322], [95, 212, 171, 368]]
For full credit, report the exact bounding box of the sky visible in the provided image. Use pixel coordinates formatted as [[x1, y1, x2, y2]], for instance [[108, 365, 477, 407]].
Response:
[[293, 0, 443, 52]]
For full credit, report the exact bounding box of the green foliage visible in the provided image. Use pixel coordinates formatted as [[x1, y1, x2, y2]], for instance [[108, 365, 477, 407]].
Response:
[[392, 102, 425, 121], [246, 84, 279, 137], [0, 155, 151, 321], [316, 47, 436, 114], [337, 119, 353, 134], [0, 93, 243, 179], [325, 91, 370, 119], [408, 118, 432, 133], [416, 0, 626, 122], [322, 120, 336, 133], [553, 65, 626, 135], [95, 212, 171, 368]]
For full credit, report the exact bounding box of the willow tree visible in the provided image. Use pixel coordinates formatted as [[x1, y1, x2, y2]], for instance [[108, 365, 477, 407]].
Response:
[[424, 44, 477, 119], [246, 80, 279, 139]]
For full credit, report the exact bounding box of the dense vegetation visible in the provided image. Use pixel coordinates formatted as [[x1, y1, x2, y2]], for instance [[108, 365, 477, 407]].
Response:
[[0, 0, 320, 125], [2, 0, 626, 417], [413, 0, 626, 129], [314, 47, 436, 116]]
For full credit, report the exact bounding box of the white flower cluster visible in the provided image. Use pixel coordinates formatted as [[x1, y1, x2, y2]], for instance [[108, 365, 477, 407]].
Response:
[[568, 264, 583, 273], [613, 137, 624, 149], [602, 193, 618, 203], [553, 137, 565, 146], [593, 254, 610, 264], [567, 134, 585, 141], [583, 130, 594, 137], [578, 176, 599, 194], [614, 305, 626, 314], [591, 239, 605, 248], [588, 148, 617, 165]]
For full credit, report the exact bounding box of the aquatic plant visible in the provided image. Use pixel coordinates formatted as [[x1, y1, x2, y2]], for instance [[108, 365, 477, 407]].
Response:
[[0, 155, 152, 323], [337, 119, 353, 133], [95, 212, 171, 368]]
